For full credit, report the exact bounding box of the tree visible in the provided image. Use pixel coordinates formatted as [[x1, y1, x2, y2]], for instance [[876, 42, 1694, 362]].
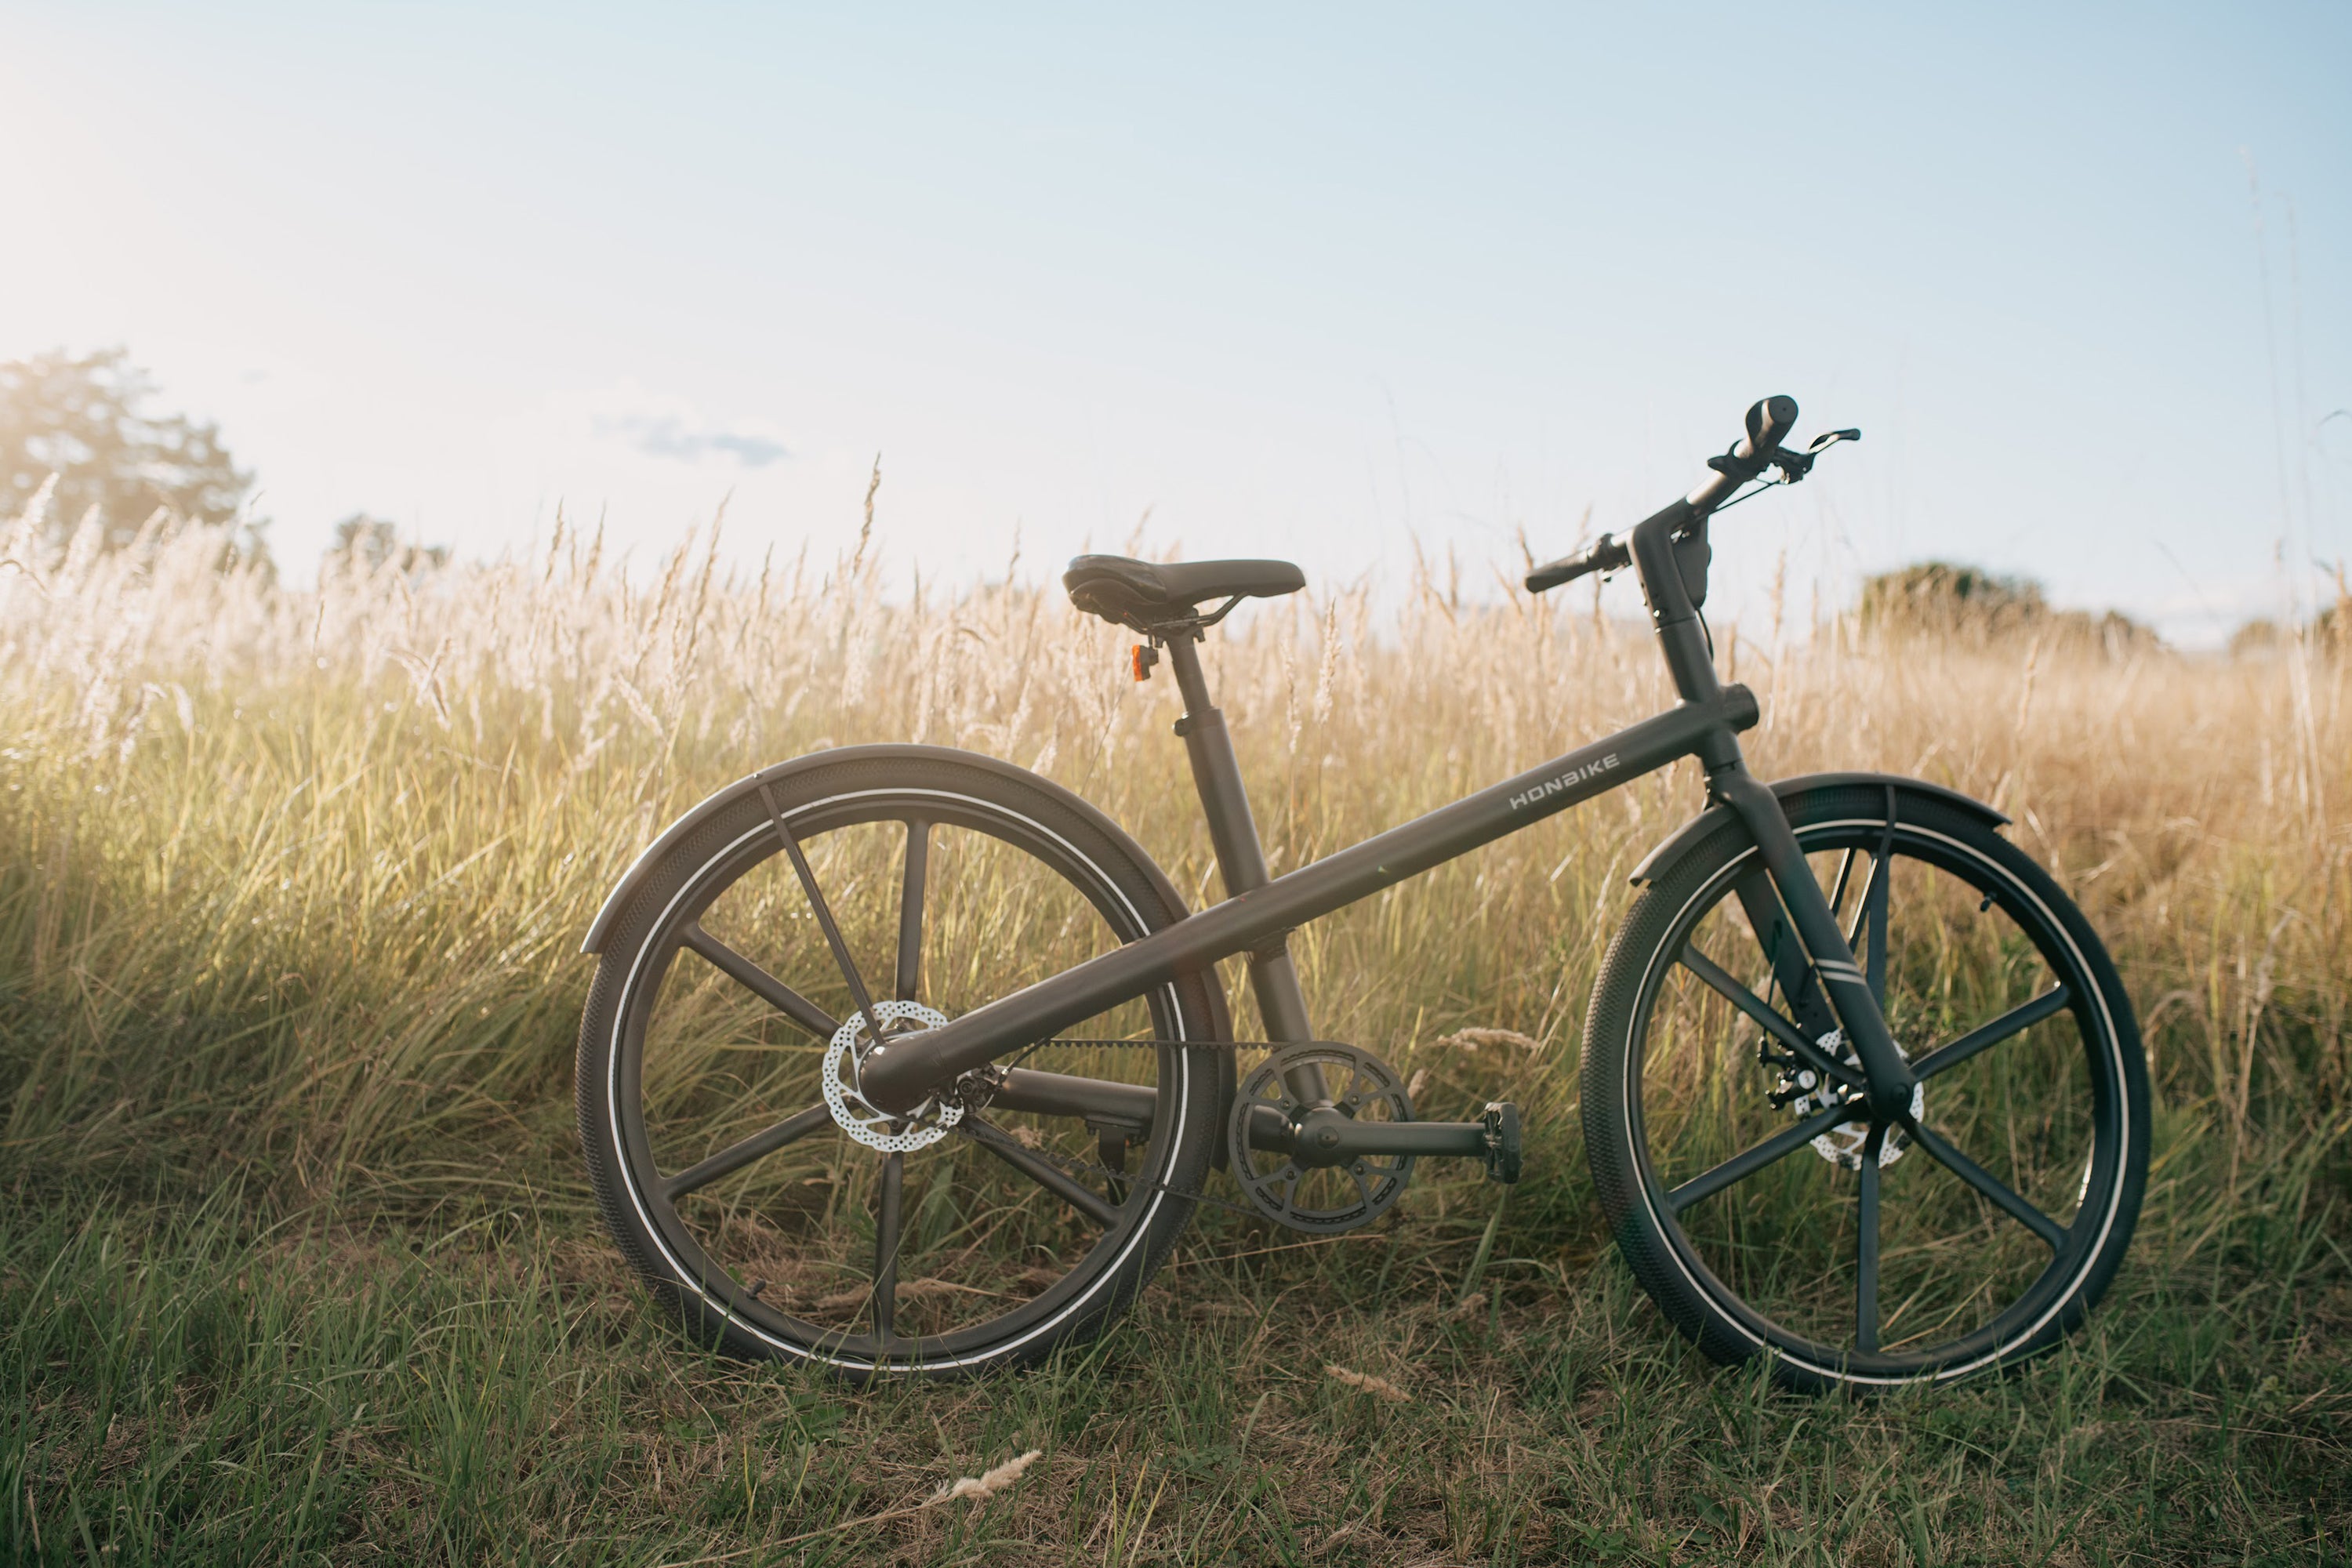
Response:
[[1857, 561, 2049, 637], [0, 348, 265, 565], [326, 513, 448, 573], [1858, 560, 2158, 654]]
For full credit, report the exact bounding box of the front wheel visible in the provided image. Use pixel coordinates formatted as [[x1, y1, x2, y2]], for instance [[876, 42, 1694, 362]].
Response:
[[1583, 782, 2148, 1391]]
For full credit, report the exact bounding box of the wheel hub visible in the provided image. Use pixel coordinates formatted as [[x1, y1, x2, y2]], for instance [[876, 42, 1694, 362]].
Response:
[[822, 1000, 962, 1152], [1768, 1029, 1922, 1171]]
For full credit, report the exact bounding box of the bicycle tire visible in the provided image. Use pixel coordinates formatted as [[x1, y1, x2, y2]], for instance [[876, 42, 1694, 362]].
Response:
[[577, 746, 1226, 1377], [1584, 781, 2147, 1391]]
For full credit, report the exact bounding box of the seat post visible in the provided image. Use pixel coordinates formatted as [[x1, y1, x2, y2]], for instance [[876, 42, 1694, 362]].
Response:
[[1160, 635, 1319, 1051]]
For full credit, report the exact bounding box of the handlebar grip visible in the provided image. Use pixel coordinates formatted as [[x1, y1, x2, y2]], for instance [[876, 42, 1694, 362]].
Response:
[[1744, 394, 1798, 456], [1524, 559, 1584, 593], [1526, 532, 1631, 593], [1688, 394, 1802, 509]]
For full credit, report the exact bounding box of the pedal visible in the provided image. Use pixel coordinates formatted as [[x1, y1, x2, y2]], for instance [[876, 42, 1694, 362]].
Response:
[[1480, 1102, 1523, 1184]]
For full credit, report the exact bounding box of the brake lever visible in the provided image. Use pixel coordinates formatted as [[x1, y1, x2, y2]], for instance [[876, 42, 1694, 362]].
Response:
[[1764, 427, 1861, 484]]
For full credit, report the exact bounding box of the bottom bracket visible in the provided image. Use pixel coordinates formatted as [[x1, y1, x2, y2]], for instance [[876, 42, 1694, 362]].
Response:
[[1227, 1043, 1415, 1234]]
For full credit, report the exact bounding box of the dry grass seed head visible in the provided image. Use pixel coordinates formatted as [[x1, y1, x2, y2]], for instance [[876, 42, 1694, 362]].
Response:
[[1325, 1364, 1413, 1402], [930, 1448, 1043, 1503]]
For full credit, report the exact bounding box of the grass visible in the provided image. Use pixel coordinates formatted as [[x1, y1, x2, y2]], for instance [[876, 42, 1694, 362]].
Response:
[[2, 499, 2348, 1563]]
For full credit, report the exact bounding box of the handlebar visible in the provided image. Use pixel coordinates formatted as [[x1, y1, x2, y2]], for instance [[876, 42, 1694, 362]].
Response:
[[1526, 394, 1853, 596], [1524, 532, 1630, 593]]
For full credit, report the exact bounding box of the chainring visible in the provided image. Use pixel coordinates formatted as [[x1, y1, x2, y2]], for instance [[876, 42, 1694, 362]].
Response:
[[1228, 1043, 1415, 1234]]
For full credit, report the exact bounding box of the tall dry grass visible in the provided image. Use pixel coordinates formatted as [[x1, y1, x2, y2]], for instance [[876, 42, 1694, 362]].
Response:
[[5, 491, 2350, 1563], [1, 492, 2346, 1216]]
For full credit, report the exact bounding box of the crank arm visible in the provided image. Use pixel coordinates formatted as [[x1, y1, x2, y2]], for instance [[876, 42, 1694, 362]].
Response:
[[1264, 1115, 1485, 1162], [969, 1072, 1526, 1183], [1251, 1101, 1524, 1182], [978, 1076, 1506, 1153]]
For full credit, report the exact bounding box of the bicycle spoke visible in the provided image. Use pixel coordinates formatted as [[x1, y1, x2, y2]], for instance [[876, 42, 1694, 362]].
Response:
[[1835, 850, 1867, 948], [1668, 1098, 1860, 1213], [1910, 985, 2071, 1082], [1856, 1122, 1886, 1352], [960, 1118, 1118, 1225], [895, 819, 930, 1003], [1679, 945, 1863, 1090], [1856, 852, 1888, 1005], [1902, 1116, 2067, 1250], [873, 1152, 904, 1345], [758, 781, 886, 1046], [1825, 847, 1860, 922], [681, 924, 840, 1040], [663, 1103, 833, 1199]]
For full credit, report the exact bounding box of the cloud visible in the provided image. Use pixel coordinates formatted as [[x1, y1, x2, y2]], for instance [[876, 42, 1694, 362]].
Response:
[[570, 383, 791, 468], [597, 411, 789, 467]]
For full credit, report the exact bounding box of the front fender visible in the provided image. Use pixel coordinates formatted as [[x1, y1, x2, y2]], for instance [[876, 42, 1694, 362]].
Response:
[[1628, 771, 2009, 885]]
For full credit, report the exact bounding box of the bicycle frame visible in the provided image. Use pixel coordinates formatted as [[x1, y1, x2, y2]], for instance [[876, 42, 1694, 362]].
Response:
[[861, 488, 1921, 1127]]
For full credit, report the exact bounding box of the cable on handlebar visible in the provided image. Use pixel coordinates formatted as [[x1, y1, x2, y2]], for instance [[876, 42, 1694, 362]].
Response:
[[1706, 426, 1865, 517], [1708, 478, 1781, 517], [1522, 404, 1860, 599]]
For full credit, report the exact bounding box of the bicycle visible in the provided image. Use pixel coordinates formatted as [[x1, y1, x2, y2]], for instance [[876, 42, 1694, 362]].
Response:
[[575, 394, 2147, 1391]]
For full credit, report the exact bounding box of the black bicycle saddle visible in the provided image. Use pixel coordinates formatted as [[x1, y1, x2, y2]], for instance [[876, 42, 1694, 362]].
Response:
[[1062, 554, 1306, 633]]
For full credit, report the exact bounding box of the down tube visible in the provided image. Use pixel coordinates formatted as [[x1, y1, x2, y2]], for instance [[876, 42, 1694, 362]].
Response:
[[859, 688, 1755, 1110]]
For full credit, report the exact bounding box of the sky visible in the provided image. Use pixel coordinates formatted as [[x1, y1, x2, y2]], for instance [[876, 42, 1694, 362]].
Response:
[[3, 2, 2347, 645]]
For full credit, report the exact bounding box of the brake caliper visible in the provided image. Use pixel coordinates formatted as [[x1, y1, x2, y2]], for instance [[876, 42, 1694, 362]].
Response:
[[1759, 1029, 1921, 1172]]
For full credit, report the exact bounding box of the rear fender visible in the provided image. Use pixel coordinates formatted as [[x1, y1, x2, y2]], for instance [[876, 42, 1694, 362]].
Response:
[[585, 745, 1039, 954], [580, 741, 1239, 1151]]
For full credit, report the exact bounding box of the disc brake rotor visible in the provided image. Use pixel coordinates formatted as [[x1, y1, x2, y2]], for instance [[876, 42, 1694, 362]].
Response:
[[1767, 1028, 1922, 1171], [822, 1000, 961, 1152]]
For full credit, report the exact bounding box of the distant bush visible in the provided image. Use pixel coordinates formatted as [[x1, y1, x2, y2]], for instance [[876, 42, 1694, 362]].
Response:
[[2239, 597, 2352, 653], [2230, 619, 2286, 656], [1858, 561, 2158, 655]]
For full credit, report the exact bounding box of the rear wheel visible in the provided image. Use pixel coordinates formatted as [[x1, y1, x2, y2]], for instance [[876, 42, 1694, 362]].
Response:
[[577, 748, 1225, 1377], [1584, 783, 2147, 1390]]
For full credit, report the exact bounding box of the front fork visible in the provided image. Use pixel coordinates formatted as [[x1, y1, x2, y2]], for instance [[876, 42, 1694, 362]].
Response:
[[1629, 483, 1911, 1120], [1712, 770, 1917, 1120]]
